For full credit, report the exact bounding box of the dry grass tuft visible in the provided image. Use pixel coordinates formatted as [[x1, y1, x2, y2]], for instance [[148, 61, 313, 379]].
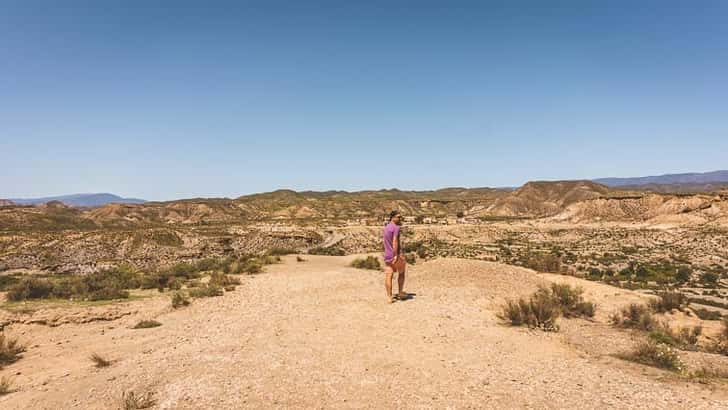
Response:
[[0, 333, 26, 368], [649, 291, 687, 313], [133, 320, 162, 329], [188, 285, 223, 298], [351, 256, 382, 270], [610, 303, 658, 331], [171, 291, 190, 308], [499, 283, 596, 332], [0, 376, 14, 396], [122, 391, 156, 409], [90, 352, 111, 368]]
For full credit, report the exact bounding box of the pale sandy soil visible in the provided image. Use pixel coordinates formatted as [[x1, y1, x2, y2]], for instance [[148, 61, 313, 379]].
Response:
[[1, 255, 727, 409]]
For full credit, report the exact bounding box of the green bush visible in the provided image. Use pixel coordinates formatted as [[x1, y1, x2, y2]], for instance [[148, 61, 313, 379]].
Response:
[[171, 292, 190, 309], [188, 285, 223, 298], [620, 341, 684, 371], [648, 326, 701, 350], [351, 256, 381, 270]]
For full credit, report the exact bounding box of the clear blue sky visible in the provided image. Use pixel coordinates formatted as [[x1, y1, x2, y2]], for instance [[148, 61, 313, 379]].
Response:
[[1, 1, 727, 200]]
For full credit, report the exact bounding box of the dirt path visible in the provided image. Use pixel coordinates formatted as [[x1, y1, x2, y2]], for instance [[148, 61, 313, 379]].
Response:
[[1, 256, 727, 409]]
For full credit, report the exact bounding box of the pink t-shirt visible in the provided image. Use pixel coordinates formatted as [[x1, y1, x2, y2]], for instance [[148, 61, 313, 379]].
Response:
[[383, 222, 400, 262]]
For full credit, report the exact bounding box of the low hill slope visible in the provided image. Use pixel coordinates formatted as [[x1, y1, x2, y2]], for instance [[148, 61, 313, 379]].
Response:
[[485, 180, 612, 217]]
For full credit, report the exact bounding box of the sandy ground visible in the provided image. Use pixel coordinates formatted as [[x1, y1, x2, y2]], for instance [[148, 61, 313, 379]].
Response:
[[1, 255, 727, 409]]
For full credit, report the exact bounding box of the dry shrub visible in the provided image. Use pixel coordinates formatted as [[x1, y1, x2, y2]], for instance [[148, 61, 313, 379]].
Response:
[[267, 247, 296, 255], [133, 320, 162, 329], [171, 291, 190, 309], [649, 291, 687, 313], [499, 289, 560, 332], [549, 283, 596, 318], [619, 341, 684, 371], [122, 391, 156, 409], [208, 273, 241, 288], [90, 353, 111, 368], [523, 253, 562, 273], [499, 283, 597, 332], [648, 326, 702, 350], [350, 256, 381, 270], [0, 333, 26, 368], [188, 285, 223, 298], [693, 307, 722, 321], [708, 318, 728, 356], [308, 246, 346, 256], [610, 303, 658, 331], [0, 376, 13, 396]]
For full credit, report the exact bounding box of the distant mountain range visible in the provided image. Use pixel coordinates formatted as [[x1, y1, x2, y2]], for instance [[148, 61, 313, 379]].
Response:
[[8, 193, 146, 207], [593, 170, 728, 187], [2, 170, 727, 209]]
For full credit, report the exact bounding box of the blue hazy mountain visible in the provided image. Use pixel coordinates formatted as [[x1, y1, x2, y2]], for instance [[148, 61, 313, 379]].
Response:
[[593, 170, 728, 187], [9, 193, 146, 207]]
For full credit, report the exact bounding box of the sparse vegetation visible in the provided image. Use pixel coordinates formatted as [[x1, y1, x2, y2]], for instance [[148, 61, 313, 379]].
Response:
[[188, 285, 224, 298], [647, 326, 702, 351], [133, 320, 162, 329], [707, 318, 728, 356], [90, 353, 111, 368], [351, 256, 381, 270], [122, 391, 156, 409], [649, 291, 687, 313], [499, 283, 597, 332], [610, 303, 658, 331], [692, 307, 722, 320], [267, 247, 297, 255], [0, 333, 26, 368], [521, 252, 562, 273], [208, 272, 241, 288], [308, 246, 346, 256], [548, 283, 596, 318], [171, 291, 190, 308], [619, 341, 684, 371], [6, 266, 140, 302], [687, 367, 728, 383], [0, 376, 13, 396]]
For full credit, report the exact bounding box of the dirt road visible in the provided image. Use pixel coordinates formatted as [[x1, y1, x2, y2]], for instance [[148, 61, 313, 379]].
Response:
[[1, 256, 727, 409]]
